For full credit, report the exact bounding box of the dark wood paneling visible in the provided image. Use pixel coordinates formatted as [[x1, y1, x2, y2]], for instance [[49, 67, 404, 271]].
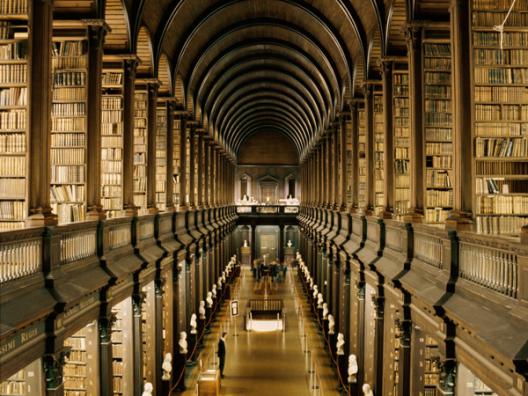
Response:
[[238, 131, 298, 165]]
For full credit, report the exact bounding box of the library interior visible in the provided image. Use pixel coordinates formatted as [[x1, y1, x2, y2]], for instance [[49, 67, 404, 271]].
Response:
[[0, 0, 527, 395]]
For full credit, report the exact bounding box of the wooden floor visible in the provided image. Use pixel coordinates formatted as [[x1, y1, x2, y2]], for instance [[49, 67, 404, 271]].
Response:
[[178, 267, 341, 396]]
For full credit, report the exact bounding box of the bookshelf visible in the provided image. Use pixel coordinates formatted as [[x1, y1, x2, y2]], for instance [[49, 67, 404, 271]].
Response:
[[422, 336, 441, 396], [50, 37, 88, 224], [173, 116, 181, 205], [388, 309, 401, 396], [111, 297, 134, 396], [156, 104, 167, 210], [133, 88, 148, 213], [393, 65, 411, 217], [472, 0, 528, 236], [101, 68, 124, 218], [162, 270, 173, 358], [0, 0, 28, 231], [345, 116, 353, 207], [0, 358, 43, 396], [185, 126, 190, 206], [373, 91, 385, 215], [141, 282, 156, 387], [422, 35, 454, 224], [63, 321, 99, 396], [358, 105, 367, 210]]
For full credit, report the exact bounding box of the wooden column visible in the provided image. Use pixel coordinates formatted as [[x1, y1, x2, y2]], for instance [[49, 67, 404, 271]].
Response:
[[188, 123, 196, 209], [123, 58, 138, 216], [339, 113, 348, 211], [85, 21, 107, 220], [147, 81, 159, 213], [165, 101, 175, 210], [382, 61, 395, 218], [405, 25, 425, 221], [447, 0, 474, 230], [197, 130, 204, 208], [332, 124, 339, 209], [26, 0, 56, 226], [204, 139, 210, 207], [178, 114, 187, 210], [350, 101, 359, 212], [365, 84, 375, 214]]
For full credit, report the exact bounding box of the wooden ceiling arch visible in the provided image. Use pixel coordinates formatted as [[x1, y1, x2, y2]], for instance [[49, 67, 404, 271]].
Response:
[[136, 26, 154, 75], [157, 53, 172, 95]]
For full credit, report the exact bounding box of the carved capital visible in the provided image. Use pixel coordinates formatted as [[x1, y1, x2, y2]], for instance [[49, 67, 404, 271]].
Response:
[[132, 291, 147, 314], [124, 58, 138, 79], [404, 24, 421, 49], [44, 349, 70, 390]]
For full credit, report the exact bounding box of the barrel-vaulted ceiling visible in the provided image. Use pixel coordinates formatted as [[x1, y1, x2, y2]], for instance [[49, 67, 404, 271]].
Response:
[[96, 0, 423, 161]]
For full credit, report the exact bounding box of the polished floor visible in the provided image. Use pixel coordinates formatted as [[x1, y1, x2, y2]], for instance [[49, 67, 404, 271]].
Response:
[[178, 267, 340, 396]]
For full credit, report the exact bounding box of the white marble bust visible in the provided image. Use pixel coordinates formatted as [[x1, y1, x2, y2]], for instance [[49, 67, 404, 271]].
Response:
[[328, 314, 335, 334], [322, 302, 329, 318], [142, 382, 153, 396], [162, 353, 172, 381], [348, 354, 358, 383], [178, 331, 188, 354], [199, 300, 206, 319], [206, 292, 213, 308], [317, 293, 324, 309], [190, 313, 197, 334], [336, 333, 345, 355], [212, 284, 217, 298], [362, 384, 374, 396]]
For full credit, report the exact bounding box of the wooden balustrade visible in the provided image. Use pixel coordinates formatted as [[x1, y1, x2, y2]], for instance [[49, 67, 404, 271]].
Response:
[[60, 228, 97, 265], [138, 218, 154, 240], [413, 232, 444, 269], [0, 229, 43, 282], [459, 239, 518, 298]]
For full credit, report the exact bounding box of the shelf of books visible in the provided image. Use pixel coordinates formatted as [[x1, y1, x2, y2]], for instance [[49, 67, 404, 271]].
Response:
[[111, 297, 134, 396], [63, 320, 99, 396], [412, 329, 441, 396], [133, 88, 148, 213], [185, 127, 190, 206], [156, 103, 167, 210], [0, 358, 44, 396], [358, 104, 367, 210], [141, 282, 156, 389], [472, 0, 528, 236], [0, 0, 29, 231], [373, 90, 384, 215], [422, 34, 454, 224], [101, 68, 124, 218], [387, 308, 401, 396], [161, 269, 173, 359], [173, 115, 181, 205], [345, 116, 353, 207], [50, 36, 88, 224], [393, 64, 411, 218]]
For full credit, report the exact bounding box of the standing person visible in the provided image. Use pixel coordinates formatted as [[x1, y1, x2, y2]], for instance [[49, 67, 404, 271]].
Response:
[[217, 332, 227, 378]]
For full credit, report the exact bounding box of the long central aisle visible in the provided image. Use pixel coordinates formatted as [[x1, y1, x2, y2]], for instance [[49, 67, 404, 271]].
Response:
[[218, 267, 310, 396]]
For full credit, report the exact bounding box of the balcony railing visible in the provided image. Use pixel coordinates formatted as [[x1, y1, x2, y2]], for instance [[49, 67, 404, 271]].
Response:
[[459, 237, 519, 298], [0, 229, 42, 282]]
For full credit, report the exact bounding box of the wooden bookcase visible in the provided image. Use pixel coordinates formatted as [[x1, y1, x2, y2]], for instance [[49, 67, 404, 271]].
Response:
[[345, 116, 353, 208], [111, 297, 134, 396], [133, 88, 148, 213], [63, 321, 99, 396], [156, 103, 167, 211], [422, 32, 454, 224], [0, 0, 29, 231], [101, 67, 124, 218], [358, 105, 367, 210], [0, 358, 43, 396], [393, 64, 411, 218], [50, 35, 88, 224], [471, 0, 528, 236], [173, 116, 181, 206], [374, 90, 385, 215], [141, 282, 156, 388]]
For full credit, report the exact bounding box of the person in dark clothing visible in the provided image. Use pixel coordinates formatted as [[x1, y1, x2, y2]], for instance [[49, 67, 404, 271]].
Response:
[[217, 332, 227, 378]]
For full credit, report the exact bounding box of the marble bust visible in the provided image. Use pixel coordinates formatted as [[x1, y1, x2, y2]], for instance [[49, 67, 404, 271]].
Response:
[[336, 333, 345, 355], [348, 354, 358, 383], [178, 331, 188, 354], [162, 353, 172, 381], [199, 301, 206, 319]]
